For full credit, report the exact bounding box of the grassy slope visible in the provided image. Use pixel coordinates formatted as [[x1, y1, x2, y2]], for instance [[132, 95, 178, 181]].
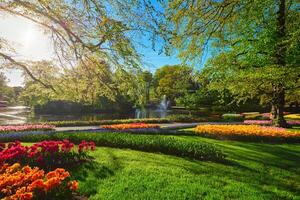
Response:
[[68, 135, 300, 200]]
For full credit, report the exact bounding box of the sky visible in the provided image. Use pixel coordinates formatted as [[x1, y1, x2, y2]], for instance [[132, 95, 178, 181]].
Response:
[[0, 13, 180, 87]]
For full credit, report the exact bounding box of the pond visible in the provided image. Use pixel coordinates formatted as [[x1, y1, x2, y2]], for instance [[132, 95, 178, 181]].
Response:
[[0, 106, 174, 125]]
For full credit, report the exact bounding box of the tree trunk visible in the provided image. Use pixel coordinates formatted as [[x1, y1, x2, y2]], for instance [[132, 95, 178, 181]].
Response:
[[270, 104, 277, 121], [271, 0, 287, 127], [271, 89, 287, 127]]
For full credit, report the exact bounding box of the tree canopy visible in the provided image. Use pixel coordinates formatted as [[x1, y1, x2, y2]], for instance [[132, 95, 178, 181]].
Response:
[[162, 0, 300, 126], [153, 65, 195, 104]]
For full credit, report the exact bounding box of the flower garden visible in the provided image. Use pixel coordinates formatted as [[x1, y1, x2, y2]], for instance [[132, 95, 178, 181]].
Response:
[[0, 125, 55, 133], [194, 124, 300, 142], [0, 139, 94, 199], [0, 117, 299, 199]]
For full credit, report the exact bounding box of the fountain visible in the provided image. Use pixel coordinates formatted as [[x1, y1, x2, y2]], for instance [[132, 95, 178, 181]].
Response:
[[134, 95, 170, 119], [156, 95, 170, 118]]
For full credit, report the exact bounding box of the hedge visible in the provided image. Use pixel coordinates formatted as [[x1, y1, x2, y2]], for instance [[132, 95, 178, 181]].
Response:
[[0, 132, 225, 162]]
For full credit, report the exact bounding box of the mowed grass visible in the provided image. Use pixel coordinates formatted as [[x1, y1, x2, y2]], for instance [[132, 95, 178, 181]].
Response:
[[58, 134, 300, 200]]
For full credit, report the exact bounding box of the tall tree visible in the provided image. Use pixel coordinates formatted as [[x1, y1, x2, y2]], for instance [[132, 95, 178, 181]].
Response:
[[153, 65, 194, 104], [164, 0, 300, 127]]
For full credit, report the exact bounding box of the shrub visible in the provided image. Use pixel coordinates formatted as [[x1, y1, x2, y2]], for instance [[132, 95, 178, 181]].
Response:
[[222, 114, 245, 122], [166, 114, 204, 122], [195, 124, 300, 142], [4, 132, 226, 162], [0, 163, 78, 200], [46, 118, 170, 127], [101, 123, 160, 130], [0, 125, 55, 133], [166, 114, 222, 122], [0, 140, 95, 170]]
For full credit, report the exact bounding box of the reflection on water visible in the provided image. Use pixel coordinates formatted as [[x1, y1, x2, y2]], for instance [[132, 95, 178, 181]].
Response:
[[135, 108, 170, 118], [0, 106, 134, 125], [0, 106, 177, 125], [0, 106, 30, 125], [0, 106, 173, 125]]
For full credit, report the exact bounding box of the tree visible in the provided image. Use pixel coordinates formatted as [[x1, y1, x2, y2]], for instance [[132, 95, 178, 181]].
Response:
[[114, 69, 153, 107], [0, 0, 141, 96], [153, 65, 195, 104], [0, 72, 9, 101], [19, 58, 115, 106], [164, 0, 300, 127]]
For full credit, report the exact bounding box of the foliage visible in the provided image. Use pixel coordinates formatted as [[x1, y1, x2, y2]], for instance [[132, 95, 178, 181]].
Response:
[[19, 59, 117, 106], [222, 114, 245, 122], [175, 88, 219, 110], [0, 163, 77, 200], [0, 140, 95, 170], [166, 114, 218, 123], [0, 72, 21, 104], [164, 0, 300, 127], [195, 125, 300, 142], [0, 125, 55, 133], [101, 123, 160, 130], [114, 69, 153, 107], [1, 0, 142, 93], [153, 65, 195, 104]]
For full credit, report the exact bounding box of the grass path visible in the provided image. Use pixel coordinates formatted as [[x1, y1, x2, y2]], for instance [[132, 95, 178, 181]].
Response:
[[62, 135, 300, 200]]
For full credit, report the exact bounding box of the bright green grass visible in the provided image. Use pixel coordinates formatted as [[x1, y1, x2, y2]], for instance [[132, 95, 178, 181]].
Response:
[[63, 135, 300, 200]]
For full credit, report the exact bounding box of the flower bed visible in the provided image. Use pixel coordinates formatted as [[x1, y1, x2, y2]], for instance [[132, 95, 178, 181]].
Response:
[[0, 163, 77, 200], [244, 120, 300, 126], [195, 125, 300, 142], [285, 114, 300, 120], [0, 140, 95, 170], [0, 132, 226, 162], [287, 120, 300, 126], [101, 123, 160, 130], [47, 118, 170, 127], [0, 124, 55, 133], [244, 120, 272, 125]]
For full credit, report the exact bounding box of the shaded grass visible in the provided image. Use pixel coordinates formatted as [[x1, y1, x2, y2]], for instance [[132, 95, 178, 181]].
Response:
[[68, 136, 300, 200], [9, 129, 300, 199]]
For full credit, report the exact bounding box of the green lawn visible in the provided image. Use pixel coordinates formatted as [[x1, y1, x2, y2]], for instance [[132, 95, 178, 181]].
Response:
[[65, 135, 300, 200]]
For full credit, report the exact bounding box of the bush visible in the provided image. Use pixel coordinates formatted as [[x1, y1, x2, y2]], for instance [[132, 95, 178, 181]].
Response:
[[222, 114, 245, 122], [166, 114, 222, 122], [2, 132, 226, 162], [47, 118, 170, 127], [166, 114, 204, 122]]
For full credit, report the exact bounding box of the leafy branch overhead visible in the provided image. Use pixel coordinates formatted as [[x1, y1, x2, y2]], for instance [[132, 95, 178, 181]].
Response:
[[0, 0, 141, 94]]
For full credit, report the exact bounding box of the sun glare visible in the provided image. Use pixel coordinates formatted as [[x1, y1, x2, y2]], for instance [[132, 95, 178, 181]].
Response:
[[23, 23, 36, 50], [0, 14, 54, 60]]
